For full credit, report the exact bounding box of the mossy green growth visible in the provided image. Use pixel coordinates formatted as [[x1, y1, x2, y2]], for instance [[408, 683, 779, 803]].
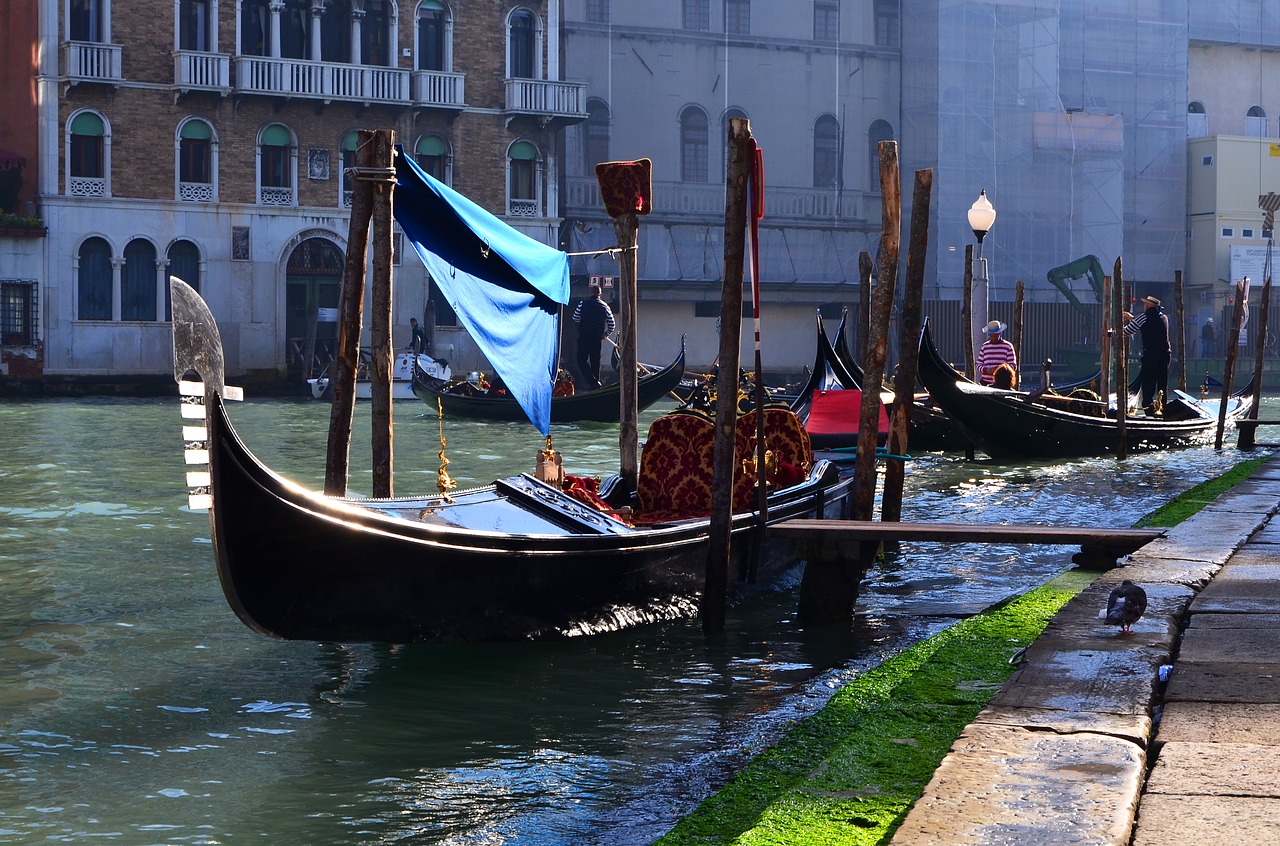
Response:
[[655, 574, 1088, 846], [1134, 455, 1267, 527]]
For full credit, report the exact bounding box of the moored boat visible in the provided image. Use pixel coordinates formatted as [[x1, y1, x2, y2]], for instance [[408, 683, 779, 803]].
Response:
[[916, 320, 1254, 459], [308, 350, 451, 400], [171, 277, 854, 644], [412, 343, 686, 424]]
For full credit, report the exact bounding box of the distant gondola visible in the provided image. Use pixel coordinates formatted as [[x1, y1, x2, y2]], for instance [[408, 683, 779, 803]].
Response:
[[412, 343, 686, 424], [915, 319, 1254, 459]]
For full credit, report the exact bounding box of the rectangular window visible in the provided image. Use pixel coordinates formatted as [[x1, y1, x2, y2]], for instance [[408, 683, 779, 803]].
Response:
[[814, 0, 838, 41], [1202, 155, 1214, 166], [586, 0, 610, 24], [180, 138, 211, 183], [241, 0, 268, 55], [875, 0, 899, 47], [725, 0, 749, 34], [683, 0, 710, 31], [70, 135, 103, 178], [261, 146, 290, 187], [180, 0, 210, 51], [69, 0, 102, 41], [1220, 227, 1234, 238], [1243, 228, 1255, 239], [0, 281, 37, 345]]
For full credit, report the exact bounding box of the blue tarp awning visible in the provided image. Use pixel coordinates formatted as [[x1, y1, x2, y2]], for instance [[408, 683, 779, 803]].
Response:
[[393, 153, 569, 436]]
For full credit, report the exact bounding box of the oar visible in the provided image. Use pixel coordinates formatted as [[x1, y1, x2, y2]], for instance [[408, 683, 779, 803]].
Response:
[[604, 335, 684, 404]]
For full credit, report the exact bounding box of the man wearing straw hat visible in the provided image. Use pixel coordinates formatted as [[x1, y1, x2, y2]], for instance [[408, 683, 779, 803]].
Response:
[[1123, 294, 1171, 416], [977, 320, 1018, 387]]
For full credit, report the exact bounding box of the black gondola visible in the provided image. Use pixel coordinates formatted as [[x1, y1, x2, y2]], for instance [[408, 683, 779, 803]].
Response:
[[789, 311, 966, 451], [171, 278, 854, 644], [915, 320, 1254, 459], [412, 343, 686, 424]]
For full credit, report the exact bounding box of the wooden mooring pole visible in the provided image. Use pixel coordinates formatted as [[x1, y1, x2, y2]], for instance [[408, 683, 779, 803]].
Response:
[[1217, 279, 1249, 448], [703, 117, 753, 635], [1114, 257, 1128, 460], [368, 130, 396, 498], [881, 167, 931, 527], [325, 129, 375, 496], [797, 140, 900, 627], [1174, 270, 1187, 392]]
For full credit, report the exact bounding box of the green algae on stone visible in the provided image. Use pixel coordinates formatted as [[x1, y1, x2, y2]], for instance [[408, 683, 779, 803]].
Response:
[[1134, 456, 1267, 527], [655, 577, 1084, 846]]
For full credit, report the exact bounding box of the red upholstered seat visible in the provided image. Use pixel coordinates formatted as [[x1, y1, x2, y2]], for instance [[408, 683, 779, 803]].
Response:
[[805, 389, 890, 441], [633, 406, 814, 524], [734, 407, 813, 509], [634, 412, 718, 524]]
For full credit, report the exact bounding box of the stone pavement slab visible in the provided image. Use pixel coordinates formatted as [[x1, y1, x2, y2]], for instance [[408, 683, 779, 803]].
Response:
[[1156, 701, 1280, 744], [888, 724, 1143, 846], [1132, 795, 1280, 846], [1177, 623, 1280, 662], [973, 705, 1150, 747], [1164, 660, 1280, 703], [1144, 740, 1280, 797]]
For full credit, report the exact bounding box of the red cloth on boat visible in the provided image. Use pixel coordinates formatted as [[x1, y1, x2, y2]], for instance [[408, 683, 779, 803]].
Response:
[[805, 389, 889, 439], [562, 473, 623, 521]]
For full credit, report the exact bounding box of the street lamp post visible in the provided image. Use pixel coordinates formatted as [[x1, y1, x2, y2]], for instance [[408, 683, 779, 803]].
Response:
[[967, 190, 996, 371]]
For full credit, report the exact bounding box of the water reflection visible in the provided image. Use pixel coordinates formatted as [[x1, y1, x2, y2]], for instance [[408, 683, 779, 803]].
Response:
[[0, 395, 1272, 844]]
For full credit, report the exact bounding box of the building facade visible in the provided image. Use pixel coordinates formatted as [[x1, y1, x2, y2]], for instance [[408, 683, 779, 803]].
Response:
[[3, 0, 584, 389]]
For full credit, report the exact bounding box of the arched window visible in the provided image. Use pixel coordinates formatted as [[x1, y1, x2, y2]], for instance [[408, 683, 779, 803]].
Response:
[[241, 0, 269, 56], [77, 237, 112, 321], [417, 1, 450, 71], [813, 114, 841, 188], [280, 0, 309, 59], [361, 0, 391, 66], [178, 119, 214, 201], [584, 98, 611, 173], [680, 106, 709, 183], [509, 9, 536, 79], [416, 134, 451, 184], [122, 239, 158, 322], [320, 0, 352, 62], [179, 0, 212, 51], [1247, 105, 1268, 138], [258, 123, 295, 206], [508, 140, 539, 216], [1187, 101, 1207, 138], [167, 240, 201, 319], [867, 119, 894, 189], [68, 111, 108, 197]]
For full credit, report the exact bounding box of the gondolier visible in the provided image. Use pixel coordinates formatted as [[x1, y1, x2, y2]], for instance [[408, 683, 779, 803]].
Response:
[[573, 283, 616, 390], [1123, 295, 1171, 416], [977, 320, 1017, 386]]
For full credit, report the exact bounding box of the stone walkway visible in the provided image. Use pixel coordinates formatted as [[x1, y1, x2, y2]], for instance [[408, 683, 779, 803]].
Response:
[[889, 455, 1280, 845]]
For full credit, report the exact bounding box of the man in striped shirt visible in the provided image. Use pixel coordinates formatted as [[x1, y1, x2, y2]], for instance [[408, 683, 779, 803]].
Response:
[[1123, 294, 1171, 415], [977, 320, 1018, 386], [572, 283, 616, 391]]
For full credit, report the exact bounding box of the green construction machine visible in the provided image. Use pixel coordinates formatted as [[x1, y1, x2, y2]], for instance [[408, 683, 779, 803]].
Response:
[[1046, 255, 1104, 317]]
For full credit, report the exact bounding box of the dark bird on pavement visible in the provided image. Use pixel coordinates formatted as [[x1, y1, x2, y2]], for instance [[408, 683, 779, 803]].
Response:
[[1101, 580, 1147, 635]]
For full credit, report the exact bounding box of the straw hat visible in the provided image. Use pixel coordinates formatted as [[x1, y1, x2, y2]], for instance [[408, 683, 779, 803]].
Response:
[[1142, 295, 1161, 307], [984, 320, 1006, 334]]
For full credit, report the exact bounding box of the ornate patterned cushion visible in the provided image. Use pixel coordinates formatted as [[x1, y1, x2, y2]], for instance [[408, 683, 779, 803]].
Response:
[[594, 159, 653, 218], [734, 407, 813, 509], [634, 411, 717, 523]]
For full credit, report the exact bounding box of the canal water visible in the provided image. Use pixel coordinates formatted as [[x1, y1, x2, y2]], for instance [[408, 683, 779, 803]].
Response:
[[0, 395, 1272, 845]]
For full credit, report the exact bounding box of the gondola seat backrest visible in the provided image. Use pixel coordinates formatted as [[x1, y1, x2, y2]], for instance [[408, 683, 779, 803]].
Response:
[[733, 406, 813, 509], [634, 406, 813, 524]]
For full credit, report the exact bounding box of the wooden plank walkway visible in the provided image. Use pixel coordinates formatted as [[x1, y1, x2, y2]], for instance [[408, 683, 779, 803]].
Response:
[[1233, 419, 1280, 450], [773, 519, 1164, 569]]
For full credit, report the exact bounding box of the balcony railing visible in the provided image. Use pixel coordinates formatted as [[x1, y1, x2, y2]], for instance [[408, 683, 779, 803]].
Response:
[[564, 177, 865, 223], [505, 79, 587, 119], [234, 56, 410, 103], [174, 50, 230, 91], [179, 181, 214, 202], [61, 41, 123, 84], [69, 176, 107, 198], [259, 185, 295, 206], [412, 70, 465, 109]]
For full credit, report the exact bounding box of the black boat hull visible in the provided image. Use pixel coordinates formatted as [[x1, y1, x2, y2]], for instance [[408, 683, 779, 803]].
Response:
[[916, 321, 1253, 459]]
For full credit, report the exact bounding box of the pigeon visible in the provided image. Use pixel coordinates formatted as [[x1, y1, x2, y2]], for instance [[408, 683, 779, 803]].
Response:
[[1100, 580, 1147, 635]]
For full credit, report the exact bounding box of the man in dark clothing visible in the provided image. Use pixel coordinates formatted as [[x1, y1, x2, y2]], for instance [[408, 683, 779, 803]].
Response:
[[572, 284, 616, 390], [1122, 294, 1171, 415], [408, 317, 428, 355]]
